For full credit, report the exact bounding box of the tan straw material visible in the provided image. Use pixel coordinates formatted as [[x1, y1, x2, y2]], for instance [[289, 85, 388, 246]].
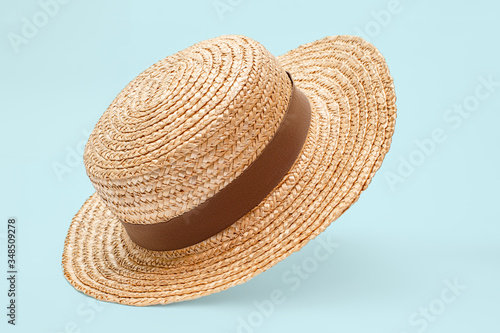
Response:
[[62, 34, 397, 306]]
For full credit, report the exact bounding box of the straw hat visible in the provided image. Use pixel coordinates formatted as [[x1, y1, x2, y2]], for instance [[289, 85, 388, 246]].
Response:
[[62, 34, 396, 306]]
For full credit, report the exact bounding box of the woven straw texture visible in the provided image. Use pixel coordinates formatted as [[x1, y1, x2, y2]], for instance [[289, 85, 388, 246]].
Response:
[[62, 35, 397, 306]]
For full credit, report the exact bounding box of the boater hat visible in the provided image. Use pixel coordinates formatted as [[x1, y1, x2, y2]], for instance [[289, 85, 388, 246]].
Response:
[[62, 34, 396, 306]]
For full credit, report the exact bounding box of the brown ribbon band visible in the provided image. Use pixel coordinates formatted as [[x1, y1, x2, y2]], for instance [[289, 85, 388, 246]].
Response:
[[122, 73, 312, 251]]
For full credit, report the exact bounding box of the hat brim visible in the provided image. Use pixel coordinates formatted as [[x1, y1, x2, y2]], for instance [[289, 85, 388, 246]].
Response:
[[62, 35, 396, 306]]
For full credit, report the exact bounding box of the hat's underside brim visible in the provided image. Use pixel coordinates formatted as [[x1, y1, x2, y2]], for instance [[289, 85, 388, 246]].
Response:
[[62, 35, 396, 306]]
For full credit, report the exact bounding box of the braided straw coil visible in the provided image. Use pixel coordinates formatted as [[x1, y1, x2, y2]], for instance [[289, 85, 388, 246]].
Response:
[[62, 34, 396, 306]]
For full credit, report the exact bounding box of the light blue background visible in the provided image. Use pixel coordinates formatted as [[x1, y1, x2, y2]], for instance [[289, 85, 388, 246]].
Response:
[[1, 0, 499, 332]]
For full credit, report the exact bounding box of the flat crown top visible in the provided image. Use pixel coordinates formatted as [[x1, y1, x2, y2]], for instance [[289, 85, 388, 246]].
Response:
[[84, 35, 292, 224]]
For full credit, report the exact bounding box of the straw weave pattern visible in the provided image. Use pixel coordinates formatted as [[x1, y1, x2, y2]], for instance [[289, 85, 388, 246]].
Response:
[[84, 35, 292, 224], [63, 35, 397, 306]]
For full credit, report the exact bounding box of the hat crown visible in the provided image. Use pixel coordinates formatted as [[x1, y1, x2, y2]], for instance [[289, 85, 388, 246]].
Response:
[[83, 35, 292, 224]]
